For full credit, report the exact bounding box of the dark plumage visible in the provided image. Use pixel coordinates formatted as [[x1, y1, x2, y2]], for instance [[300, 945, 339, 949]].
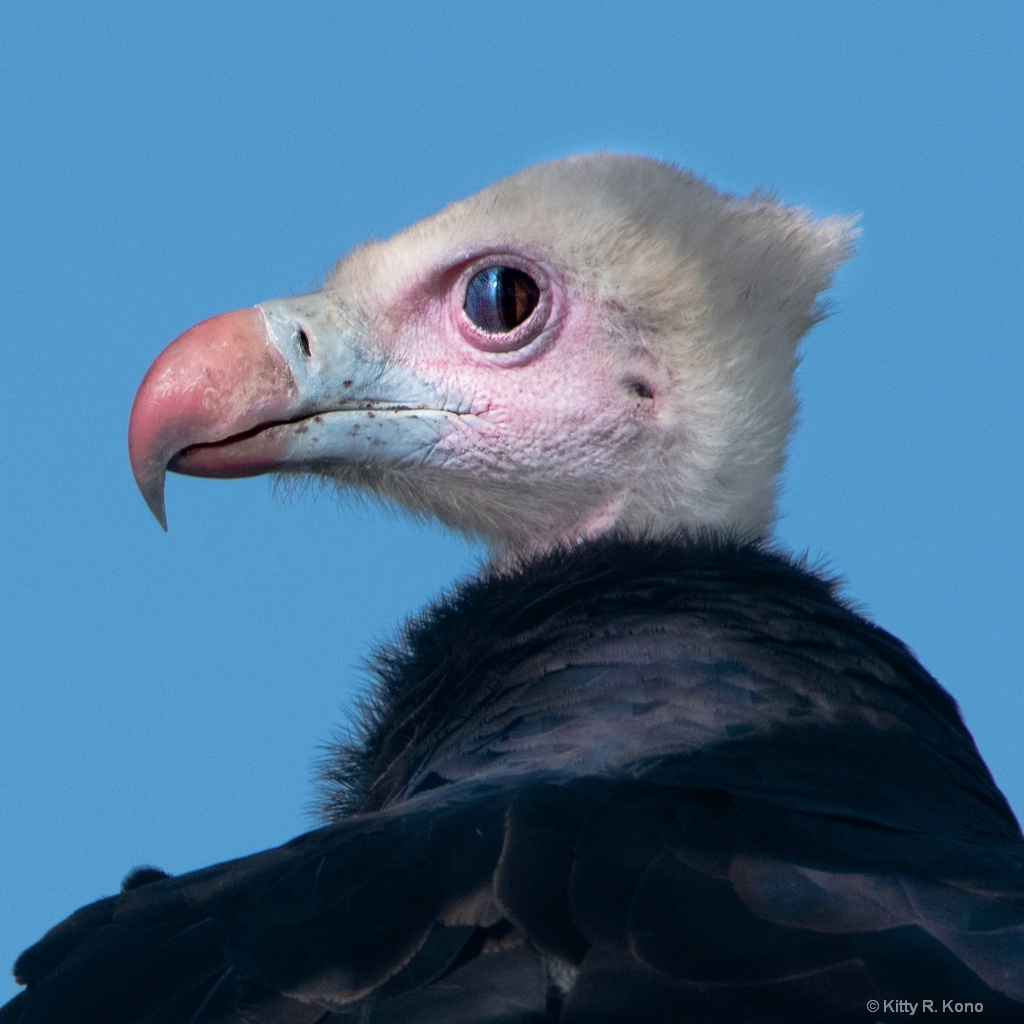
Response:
[[4, 538, 1023, 1022]]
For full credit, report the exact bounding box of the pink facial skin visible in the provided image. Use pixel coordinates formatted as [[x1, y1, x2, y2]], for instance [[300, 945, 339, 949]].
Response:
[[361, 243, 658, 502]]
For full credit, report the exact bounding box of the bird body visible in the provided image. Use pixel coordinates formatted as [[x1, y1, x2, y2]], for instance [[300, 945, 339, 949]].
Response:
[[4, 154, 1022, 1021], [6, 537, 1024, 1021]]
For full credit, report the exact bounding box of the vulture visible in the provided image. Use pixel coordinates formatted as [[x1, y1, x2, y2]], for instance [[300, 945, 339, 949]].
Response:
[[4, 154, 1024, 1024]]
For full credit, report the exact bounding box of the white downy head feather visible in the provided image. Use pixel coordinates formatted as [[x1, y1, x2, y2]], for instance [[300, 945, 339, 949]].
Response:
[[317, 154, 856, 556]]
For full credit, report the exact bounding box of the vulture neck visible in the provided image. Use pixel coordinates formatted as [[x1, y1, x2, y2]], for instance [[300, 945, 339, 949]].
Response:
[[319, 533, 1014, 844]]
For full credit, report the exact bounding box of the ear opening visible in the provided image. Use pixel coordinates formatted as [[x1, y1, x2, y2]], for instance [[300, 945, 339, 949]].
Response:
[[624, 377, 655, 401]]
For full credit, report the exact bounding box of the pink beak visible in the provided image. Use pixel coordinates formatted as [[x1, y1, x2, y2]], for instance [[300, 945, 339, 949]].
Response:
[[128, 308, 299, 528]]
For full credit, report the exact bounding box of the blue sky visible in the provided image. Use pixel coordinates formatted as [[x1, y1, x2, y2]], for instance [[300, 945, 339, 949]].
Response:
[[1, 2, 1021, 1001]]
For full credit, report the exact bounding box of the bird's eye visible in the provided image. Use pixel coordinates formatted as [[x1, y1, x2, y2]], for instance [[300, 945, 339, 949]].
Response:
[[464, 267, 540, 334]]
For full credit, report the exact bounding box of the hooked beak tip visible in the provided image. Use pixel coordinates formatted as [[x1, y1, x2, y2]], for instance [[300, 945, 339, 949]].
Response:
[[135, 465, 169, 530]]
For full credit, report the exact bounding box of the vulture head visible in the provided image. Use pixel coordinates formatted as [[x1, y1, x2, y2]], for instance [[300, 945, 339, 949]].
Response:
[[129, 154, 854, 556]]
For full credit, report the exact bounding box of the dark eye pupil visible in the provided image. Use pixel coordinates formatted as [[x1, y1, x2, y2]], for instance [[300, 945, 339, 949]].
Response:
[[464, 266, 540, 333]]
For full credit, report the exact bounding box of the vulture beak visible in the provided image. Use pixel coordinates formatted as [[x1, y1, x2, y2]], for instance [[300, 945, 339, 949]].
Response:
[[128, 292, 453, 528]]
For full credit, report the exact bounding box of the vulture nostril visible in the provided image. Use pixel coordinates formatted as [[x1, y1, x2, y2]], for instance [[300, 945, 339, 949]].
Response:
[[297, 327, 311, 358]]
